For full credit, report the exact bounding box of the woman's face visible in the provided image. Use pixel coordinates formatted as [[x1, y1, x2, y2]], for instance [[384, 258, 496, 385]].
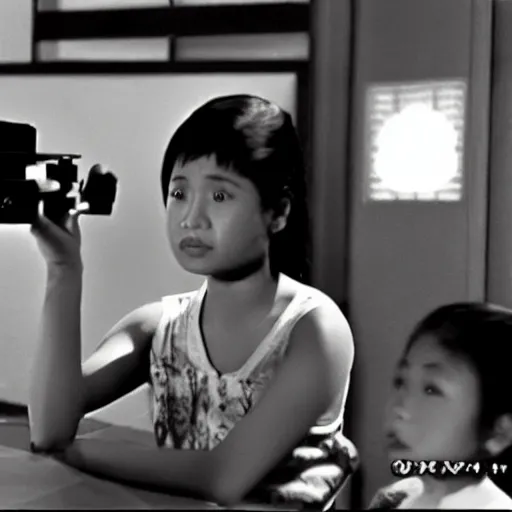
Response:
[[384, 335, 482, 463], [166, 156, 274, 279]]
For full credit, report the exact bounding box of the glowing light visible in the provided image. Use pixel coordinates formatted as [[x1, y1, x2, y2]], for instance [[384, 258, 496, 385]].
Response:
[[374, 103, 459, 195], [366, 80, 466, 202], [25, 164, 46, 180]]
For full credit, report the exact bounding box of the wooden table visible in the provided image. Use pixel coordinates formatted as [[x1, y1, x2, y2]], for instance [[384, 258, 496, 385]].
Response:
[[0, 417, 289, 510]]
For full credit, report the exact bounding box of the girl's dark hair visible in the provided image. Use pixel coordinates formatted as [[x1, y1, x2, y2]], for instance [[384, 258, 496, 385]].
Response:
[[405, 302, 512, 494], [160, 94, 310, 283]]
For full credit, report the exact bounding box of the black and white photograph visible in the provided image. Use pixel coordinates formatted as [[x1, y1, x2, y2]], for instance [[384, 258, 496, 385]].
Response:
[[0, 0, 510, 509]]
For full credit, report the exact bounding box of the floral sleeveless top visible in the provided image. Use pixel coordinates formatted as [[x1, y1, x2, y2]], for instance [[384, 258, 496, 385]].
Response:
[[149, 274, 348, 450]]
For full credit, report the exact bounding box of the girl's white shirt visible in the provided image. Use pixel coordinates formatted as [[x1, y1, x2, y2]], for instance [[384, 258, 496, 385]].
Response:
[[376, 476, 512, 509], [149, 273, 349, 450]]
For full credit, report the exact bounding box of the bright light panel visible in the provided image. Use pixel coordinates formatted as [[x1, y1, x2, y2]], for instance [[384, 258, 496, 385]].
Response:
[[365, 80, 466, 202]]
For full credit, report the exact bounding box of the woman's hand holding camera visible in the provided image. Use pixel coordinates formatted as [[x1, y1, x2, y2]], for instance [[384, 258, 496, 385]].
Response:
[[30, 176, 91, 272]]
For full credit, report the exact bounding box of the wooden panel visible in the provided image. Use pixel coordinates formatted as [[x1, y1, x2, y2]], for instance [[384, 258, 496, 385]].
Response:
[[346, 0, 492, 504], [309, 0, 353, 308], [33, 3, 309, 40], [486, 0, 512, 307]]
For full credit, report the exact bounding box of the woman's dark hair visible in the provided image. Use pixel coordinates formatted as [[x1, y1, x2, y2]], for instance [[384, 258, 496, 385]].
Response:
[[405, 302, 512, 494], [160, 94, 310, 283]]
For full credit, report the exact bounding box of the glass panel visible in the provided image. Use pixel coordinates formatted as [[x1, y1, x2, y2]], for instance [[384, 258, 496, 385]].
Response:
[[38, 39, 170, 61], [55, 0, 168, 9], [176, 33, 308, 60], [0, 0, 32, 63]]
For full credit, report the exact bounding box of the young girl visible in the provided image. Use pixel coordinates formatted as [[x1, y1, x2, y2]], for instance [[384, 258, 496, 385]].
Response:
[[28, 95, 354, 507], [370, 302, 512, 509]]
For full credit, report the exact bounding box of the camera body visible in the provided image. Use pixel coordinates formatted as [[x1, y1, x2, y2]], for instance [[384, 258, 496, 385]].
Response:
[[0, 120, 117, 224]]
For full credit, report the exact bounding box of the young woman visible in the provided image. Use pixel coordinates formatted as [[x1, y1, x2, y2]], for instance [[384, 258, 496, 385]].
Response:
[[28, 95, 354, 507]]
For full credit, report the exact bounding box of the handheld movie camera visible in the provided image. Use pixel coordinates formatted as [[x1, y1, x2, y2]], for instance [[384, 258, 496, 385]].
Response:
[[0, 120, 117, 224]]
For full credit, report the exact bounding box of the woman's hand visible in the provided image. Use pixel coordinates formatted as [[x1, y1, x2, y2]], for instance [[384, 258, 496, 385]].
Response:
[[30, 178, 90, 270]]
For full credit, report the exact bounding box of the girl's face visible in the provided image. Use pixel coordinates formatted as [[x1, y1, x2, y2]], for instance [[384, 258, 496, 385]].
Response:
[[384, 335, 482, 463], [166, 156, 273, 278]]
